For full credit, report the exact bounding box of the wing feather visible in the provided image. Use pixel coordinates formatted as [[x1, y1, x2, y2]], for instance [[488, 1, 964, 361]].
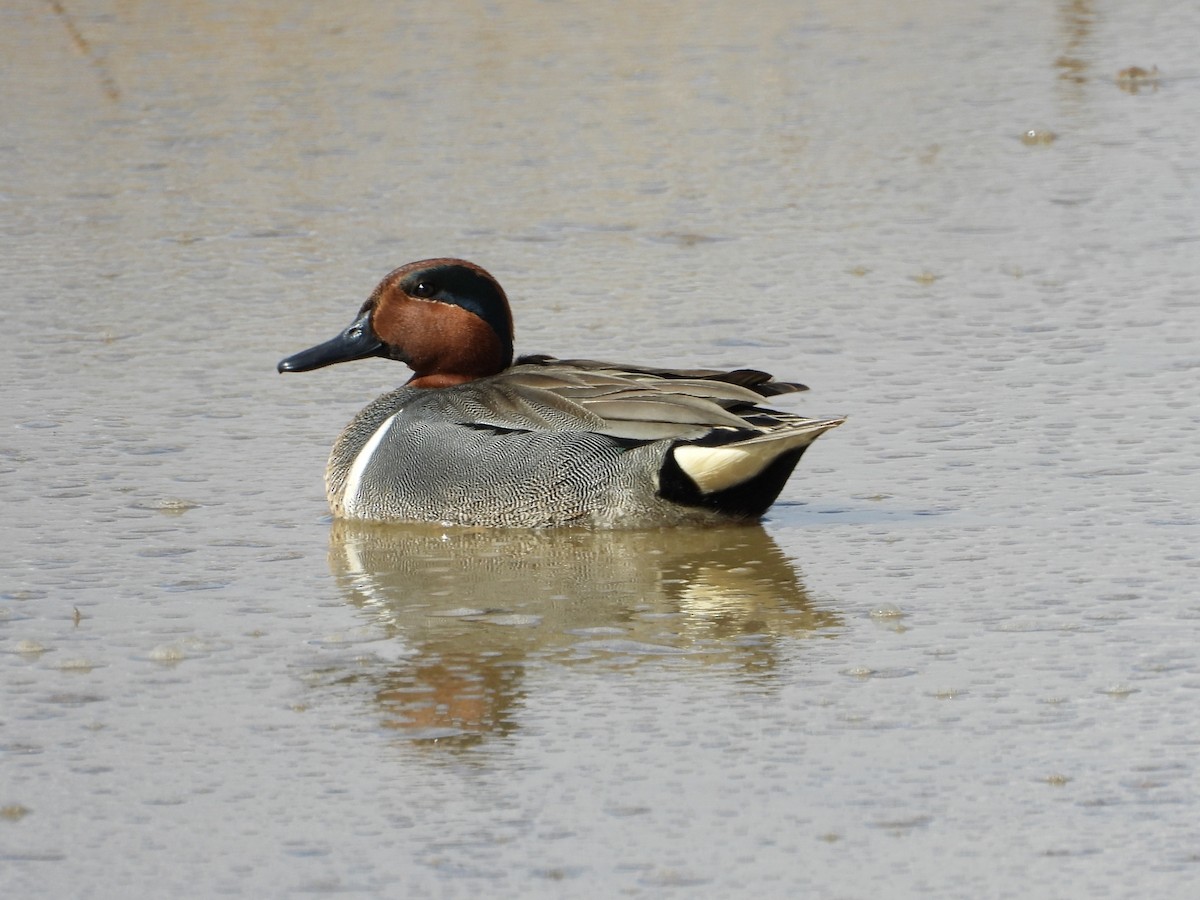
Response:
[[406, 360, 817, 444], [515, 355, 808, 396]]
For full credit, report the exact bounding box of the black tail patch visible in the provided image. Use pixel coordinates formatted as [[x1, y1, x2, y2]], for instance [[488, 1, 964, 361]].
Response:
[[657, 445, 810, 520]]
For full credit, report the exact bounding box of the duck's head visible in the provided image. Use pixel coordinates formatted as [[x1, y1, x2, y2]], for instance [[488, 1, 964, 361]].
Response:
[[277, 258, 514, 388]]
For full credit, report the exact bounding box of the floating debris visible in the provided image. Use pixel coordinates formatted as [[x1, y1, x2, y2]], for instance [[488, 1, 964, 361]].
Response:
[[14, 639, 47, 656], [1116, 65, 1160, 94], [148, 643, 186, 663], [131, 497, 202, 515], [1055, 56, 1087, 84], [471, 613, 542, 627], [56, 658, 96, 673], [1021, 129, 1057, 147]]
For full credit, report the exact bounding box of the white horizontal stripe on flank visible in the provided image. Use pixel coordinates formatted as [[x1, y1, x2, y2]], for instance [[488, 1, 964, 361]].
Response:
[[342, 412, 399, 517]]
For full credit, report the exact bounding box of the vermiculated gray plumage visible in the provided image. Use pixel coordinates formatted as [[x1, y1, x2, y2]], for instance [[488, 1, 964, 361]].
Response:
[[326, 358, 843, 527]]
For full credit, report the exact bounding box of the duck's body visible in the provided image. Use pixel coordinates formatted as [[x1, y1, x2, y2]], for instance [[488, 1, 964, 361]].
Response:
[[279, 259, 842, 528]]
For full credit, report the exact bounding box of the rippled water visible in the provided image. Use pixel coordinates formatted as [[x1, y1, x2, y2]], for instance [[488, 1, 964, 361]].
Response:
[[3, 1, 1199, 897]]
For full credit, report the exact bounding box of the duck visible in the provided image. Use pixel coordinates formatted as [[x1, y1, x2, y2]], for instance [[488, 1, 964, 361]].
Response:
[[277, 258, 843, 528]]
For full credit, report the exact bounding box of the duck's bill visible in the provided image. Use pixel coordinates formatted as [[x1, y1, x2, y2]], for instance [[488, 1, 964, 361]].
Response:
[[277, 313, 384, 373]]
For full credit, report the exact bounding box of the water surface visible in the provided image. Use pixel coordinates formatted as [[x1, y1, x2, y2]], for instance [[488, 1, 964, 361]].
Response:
[[2, 1, 1199, 897]]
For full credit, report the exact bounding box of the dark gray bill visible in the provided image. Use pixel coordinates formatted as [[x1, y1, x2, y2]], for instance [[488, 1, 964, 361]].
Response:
[[277, 313, 384, 373]]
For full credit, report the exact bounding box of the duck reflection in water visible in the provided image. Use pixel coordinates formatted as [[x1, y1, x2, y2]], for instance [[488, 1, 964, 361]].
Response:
[[320, 521, 842, 747]]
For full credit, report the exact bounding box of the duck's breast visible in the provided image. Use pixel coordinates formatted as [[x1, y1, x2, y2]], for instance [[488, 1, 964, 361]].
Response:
[[326, 384, 668, 526]]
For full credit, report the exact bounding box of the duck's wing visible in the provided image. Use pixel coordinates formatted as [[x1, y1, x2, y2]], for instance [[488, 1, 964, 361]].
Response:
[[411, 364, 820, 443], [515, 354, 808, 397]]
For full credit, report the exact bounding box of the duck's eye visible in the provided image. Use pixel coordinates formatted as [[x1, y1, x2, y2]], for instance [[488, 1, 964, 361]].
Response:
[[411, 280, 437, 298]]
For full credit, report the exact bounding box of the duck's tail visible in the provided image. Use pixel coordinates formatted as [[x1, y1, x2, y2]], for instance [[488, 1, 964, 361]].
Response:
[[661, 417, 845, 518]]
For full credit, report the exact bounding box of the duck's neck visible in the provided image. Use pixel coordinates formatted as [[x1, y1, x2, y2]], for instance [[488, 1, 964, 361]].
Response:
[[406, 372, 482, 389]]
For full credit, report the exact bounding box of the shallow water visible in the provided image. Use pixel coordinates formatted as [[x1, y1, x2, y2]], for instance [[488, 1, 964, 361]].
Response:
[[3, 0, 1199, 896]]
